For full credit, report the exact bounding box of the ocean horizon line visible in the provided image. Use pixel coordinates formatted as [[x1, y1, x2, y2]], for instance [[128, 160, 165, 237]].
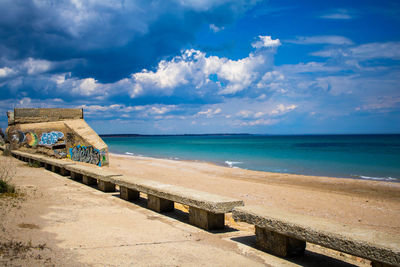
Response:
[[99, 133, 400, 137]]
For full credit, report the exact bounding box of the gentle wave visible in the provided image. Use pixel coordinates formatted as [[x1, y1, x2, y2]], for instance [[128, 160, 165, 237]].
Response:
[[355, 175, 399, 182], [124, 152, 143, 157], [225, 161, 243, 168]]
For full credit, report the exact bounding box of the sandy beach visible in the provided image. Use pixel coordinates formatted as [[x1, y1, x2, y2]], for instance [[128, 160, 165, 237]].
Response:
[[1, 152, 400, 266], [107, 153, 400, 235]]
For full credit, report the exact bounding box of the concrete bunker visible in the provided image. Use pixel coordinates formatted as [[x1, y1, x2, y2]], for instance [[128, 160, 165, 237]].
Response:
[[6, 108, 108, 166]]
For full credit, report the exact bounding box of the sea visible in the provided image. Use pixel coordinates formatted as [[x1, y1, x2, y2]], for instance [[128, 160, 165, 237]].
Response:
[[102, 134, 400, 182]]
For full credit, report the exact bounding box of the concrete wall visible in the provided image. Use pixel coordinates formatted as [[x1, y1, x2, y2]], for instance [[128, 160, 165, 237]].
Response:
[[6, 109, 108, 166], [9, 108, 83, 125]]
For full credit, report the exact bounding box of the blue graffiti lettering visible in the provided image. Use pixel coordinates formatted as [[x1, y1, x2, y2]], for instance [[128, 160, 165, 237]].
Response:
[[69, 145, 101, 166], [39, 131, 64, 146]]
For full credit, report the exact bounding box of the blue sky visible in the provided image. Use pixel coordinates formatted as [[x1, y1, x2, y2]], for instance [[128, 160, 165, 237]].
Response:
[[1, 0, 399, 134]]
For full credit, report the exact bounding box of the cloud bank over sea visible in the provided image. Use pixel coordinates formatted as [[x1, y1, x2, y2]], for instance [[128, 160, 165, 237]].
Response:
[[1, 0, 399, 134]]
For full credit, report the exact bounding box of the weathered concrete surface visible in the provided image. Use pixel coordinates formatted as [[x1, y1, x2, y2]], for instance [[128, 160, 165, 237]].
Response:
[[65, 164, 121, 181], [64, 119, 107, 153], [11, 150, 46, 162], [189, 206, 225, 230], [2, 156, 291, 267], [255, 225, 306, 257], [6, 108, 109, 166], [112, 175, 244, 214], [82, 175, 97, 186], [97, 180, 115, 192], [233, 205, 400, 266], [12, 108, 83, 125], [120, 186, 140, 201], [39, 156, 76, 168], [147, 194, 175, 212]]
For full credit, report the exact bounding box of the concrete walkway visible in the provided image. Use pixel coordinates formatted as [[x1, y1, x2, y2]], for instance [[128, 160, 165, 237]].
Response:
[[0, 155, 368, 266]]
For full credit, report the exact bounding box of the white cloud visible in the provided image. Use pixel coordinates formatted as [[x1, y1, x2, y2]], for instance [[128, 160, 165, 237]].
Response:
[[130, 46, 274, 97], [312, 42, 400, 60], [76, 78, 99, 95], [356, 96, 400, 112], [319, 9, 354, 20], [241, 118, 279, 126], [23, 58, 52, 75], [287, 36, 353, 45], [270, 104, 297, 115], [197, 108, 222, 118], [150, 106, 175, 114], [210, 24, 224, 32], [278, 62, 342, 74], [0, 67, 14, 78], [257, 71, 284, 89], [214, 108, 222, 114], [251, 36, 281, 48], [236, 110, 253, 118]]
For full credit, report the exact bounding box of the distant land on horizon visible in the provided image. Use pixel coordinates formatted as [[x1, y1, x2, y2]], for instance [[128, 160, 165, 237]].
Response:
[[100, 133, 400, 138]]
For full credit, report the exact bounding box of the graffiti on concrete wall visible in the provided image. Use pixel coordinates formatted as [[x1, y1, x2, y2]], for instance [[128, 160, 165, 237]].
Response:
[[25, 132, 38, 147], [39, 131, 64, 146], [9, 130, 25, 144], [54, 149, 67, 158], [69, 145, 105, 166]]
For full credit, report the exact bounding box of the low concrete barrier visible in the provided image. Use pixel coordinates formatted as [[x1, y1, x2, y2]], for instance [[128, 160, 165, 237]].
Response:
[[9, 150, 243, 230], [40, 157, 76, 176], [233, 205, 400, 267], [111, 175, 244, 230], [11, 150, 74, 175], [65, 164, 122, 192]]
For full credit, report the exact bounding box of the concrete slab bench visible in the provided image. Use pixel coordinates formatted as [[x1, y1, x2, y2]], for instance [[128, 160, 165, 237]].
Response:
[[233, 205, 400, 267], [11, 150, 42, 163], [39, 157, 76, 176], [65, 164, 122, 192], [110, 175, 244, 230], [11, 150, 75, 175], [0, 145, 4, 151]]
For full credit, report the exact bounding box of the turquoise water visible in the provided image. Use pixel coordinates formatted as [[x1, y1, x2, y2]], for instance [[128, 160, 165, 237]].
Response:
[[102, 134, 400, 182]]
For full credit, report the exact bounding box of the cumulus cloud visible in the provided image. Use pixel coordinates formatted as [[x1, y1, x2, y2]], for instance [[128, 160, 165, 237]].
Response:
[[0, 0, 260, 83], [23, 58, 52, 75], [129, 43, 278, 98], [251, 36, 281, 48], [1, 34, 284, 101], [0, 67, 13, 78]]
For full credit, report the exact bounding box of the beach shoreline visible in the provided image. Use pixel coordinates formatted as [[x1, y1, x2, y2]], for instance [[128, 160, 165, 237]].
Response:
[[106, 152, 400, 236], [110, 152, 400, 183]]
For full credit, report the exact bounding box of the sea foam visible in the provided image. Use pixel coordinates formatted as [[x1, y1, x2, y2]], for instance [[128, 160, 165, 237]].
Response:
[[225, 161, 243, 168]]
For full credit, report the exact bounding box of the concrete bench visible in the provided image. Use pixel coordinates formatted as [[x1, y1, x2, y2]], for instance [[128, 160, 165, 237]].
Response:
[[39, 157, 76, 176], [11, 150, 75, 175], [233, 205, 400, 267], [0, 145, 4, 151], [65, 164, 122, 192], [11, 150, 41, 163], [110, 175, 244, 230]]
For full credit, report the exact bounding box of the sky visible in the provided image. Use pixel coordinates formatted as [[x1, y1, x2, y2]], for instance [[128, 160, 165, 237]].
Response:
[[1, 0, 399, 135]]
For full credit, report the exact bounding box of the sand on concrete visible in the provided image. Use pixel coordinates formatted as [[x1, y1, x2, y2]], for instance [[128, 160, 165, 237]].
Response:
[[1, 153, 399, 266]]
